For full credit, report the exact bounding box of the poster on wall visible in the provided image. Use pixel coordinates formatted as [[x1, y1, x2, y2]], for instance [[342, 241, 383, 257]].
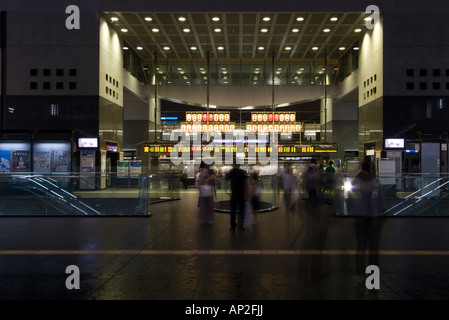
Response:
[[0, 150, 11, 173], [12, 150, 30, 172], [100, 151, 106, 189], [80, 151, 95, 190], [53, 150, 69, 172], [33, 151, 51, 173]]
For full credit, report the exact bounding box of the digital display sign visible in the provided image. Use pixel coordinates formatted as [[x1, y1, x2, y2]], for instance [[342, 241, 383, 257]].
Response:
[[78, 137, 99, 149], [384, 138, 405, 149], [144, 143, 337, 154]]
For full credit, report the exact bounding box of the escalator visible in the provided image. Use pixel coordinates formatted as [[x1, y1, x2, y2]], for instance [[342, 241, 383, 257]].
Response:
[[6, 174, 102, 215], [383, 176, 449, 216]]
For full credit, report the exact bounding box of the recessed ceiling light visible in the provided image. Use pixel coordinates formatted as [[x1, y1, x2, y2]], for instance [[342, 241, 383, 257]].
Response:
[[263, 17, 270, 21], [364, 17, 373, 21], [183, 28, 190, 33], [177, 67, 183, 70], [339, 47, 346, 50], [258, 46, 265, 50], [137, 46, 143, 50], [144, 17, 152, 21], [152, 28, 159, 32], [120, 28, 128, 32], [214, 28, 222, 32], [292, 28, 300, 33], [217, 46, 224, 50], [354, 28, 362, 32], [163, 46, 170, 50], [123, 46, 129, 50], [330, 17, 338, 21], [212, 17, 220, 22], [353, 47, 360, 50], [190, 46, 197, 50], [285, 46, 292, 50], [111, 17, 118, 22], [312, 46, 319, 50], [261, 28, 268, 33], [296, 17, 304, 21], [178, 17, 186, 22], [323, 28, 331, 32]]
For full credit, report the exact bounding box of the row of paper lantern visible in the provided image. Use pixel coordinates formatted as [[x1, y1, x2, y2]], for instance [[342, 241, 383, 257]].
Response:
[[251, 112, 296, 123], [186, 112, 230, 123], [246, 123, 302, 133], [180, 123, 236, 132]]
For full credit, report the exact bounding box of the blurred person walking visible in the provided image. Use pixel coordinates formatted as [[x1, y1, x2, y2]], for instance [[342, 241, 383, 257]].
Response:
[[351, 160, 384, 280], [302, 160, 320, 205], [282, 167, 299, 214], [197, 161, 215, 224], [247, 171, 261, 224]]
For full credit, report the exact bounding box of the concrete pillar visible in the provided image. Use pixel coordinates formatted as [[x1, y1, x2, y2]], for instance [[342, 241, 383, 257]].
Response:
[[320, 96, 333, 142]]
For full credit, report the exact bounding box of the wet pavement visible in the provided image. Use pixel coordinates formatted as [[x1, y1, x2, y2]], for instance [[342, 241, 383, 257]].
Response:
[[1, 189, 449, 305]]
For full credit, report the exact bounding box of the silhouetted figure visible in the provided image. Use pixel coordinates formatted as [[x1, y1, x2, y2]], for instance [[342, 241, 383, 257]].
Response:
[[324, 160, 336, 195], [227, 164, 248, 231], [351, 160, 384, 278], [282, 167, 298, 214]]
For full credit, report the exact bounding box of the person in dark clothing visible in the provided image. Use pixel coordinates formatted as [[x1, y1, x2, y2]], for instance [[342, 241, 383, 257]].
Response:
[[227, 164, 248, 231]]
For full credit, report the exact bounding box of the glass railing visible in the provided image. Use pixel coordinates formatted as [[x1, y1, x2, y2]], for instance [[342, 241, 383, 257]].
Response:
[[213, 174, 279, 212], [334, 173, 449, 217], [0, 172, 180, 216]]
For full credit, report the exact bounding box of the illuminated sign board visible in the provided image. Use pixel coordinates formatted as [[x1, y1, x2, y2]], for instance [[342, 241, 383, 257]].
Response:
[[144, 144, 337, 154]]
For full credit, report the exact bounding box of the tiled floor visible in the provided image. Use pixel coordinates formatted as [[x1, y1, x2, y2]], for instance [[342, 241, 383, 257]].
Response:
[[1, 189, 449, 302]]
